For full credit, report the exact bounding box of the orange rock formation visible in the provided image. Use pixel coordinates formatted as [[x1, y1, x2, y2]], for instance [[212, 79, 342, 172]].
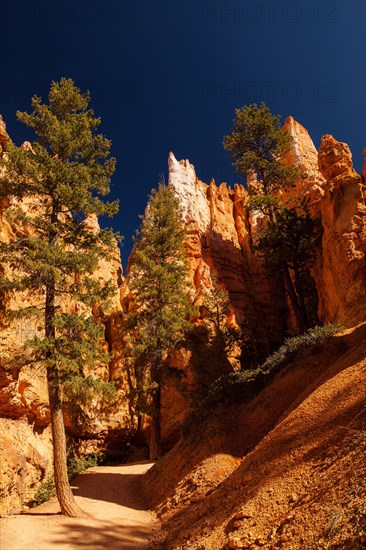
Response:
[[167, 151, 283, 337], [158, 123, 366, 446], [1, 112, 365, 512], [315, 134, 366, 325]]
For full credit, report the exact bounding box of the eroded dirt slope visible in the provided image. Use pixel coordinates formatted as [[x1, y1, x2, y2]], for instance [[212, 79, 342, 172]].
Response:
[[144, 324, 366, 549]]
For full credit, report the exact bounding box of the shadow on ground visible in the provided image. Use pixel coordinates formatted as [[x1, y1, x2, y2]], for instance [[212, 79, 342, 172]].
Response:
[[72, 471, 146, 510], [50, 519, 154, 550]]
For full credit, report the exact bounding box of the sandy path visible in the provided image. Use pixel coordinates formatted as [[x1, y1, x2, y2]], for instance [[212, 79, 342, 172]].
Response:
[[0, 461, 158, 550]]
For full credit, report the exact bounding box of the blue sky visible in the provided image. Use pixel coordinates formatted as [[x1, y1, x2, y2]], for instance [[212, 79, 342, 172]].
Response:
[[0, 0, 365, 266]]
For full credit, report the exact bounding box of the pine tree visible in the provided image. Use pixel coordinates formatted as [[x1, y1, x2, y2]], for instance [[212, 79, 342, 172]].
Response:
[[254, 198, 318, 330], [0, 78, 120, 517], [201, 275, 242, 366], [126, 183, 192, 460], [223, 102, 317, 333], [223, 102, 301, 205]]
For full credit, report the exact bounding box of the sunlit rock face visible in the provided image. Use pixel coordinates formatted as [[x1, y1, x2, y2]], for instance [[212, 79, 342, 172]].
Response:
[[314, 135, 366, 326], [281, 122, 366, 326], [263, 119, 366, 328], [168, 152, 211, 233], [0, 419, 53, 515], [168, 152, 281, 332], [0, 202, 133, 422], [0, 179, 54, 514], [318, 135, 355, 181], [282, 116, 326, 213], [0, 115, 8, 151]]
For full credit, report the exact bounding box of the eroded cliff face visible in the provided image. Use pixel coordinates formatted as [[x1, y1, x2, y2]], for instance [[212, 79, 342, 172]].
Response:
[[315, 135, 366, 326], [153, 153, 286, 449], [0, 179, 54, 513], [0, 117, 135, 513], [157, 123, 366, 448], [1, 113, 365, 511], [168, 151, 283, 336], [271, 118, 366, 327]]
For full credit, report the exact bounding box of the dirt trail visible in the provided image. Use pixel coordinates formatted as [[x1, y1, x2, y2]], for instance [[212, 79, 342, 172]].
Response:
[[0, 461, 157, 550]]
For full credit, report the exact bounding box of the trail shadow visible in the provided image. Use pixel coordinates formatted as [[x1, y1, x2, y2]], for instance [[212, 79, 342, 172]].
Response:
[[49, 519, 154, 550], [23, 511, 62, 516], [71, 463, 153, 511], [72, 472, 146, 510]]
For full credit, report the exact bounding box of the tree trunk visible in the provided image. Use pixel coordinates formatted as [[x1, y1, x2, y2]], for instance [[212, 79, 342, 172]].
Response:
[[294, 270, 310, 330], [149, 383, 161, 461], [282, 265, 306, 333], [45, 261, 84, 517], [272, 269, 288, 337], [47, 369, 85, 517]]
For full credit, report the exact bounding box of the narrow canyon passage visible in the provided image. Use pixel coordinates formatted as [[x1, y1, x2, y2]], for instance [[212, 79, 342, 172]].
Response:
[[0, 462, 157, 550]]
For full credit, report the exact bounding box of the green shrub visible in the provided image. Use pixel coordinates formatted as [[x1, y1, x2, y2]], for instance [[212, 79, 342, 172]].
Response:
[[32, 475, 56, 506], [67, 453, 104, 481], [259, 322, 343, 376], [185, 323, 343, 429], [31, 452, 104, 507]]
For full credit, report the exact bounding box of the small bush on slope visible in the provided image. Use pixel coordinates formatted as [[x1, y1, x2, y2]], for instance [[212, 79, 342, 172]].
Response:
[[186, 323, 343, 427], [251, 322, 344, 380]]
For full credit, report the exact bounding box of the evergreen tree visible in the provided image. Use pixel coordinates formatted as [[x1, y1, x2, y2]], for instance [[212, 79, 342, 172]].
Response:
[[223, 102, 301, 206], [254, 198, 318, 330], [223, 102, 317, 332], [126, 183, 192, 460], [201, 275, 242, 365], [0, 78, 120, 517]]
